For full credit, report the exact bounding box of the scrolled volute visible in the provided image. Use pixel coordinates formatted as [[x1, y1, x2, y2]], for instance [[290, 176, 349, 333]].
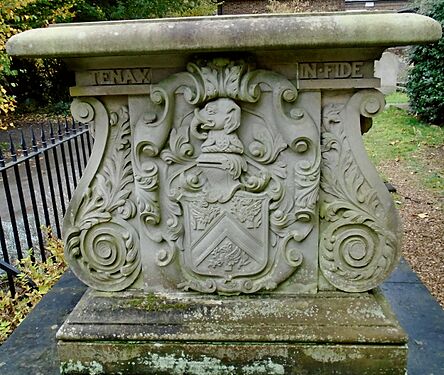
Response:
[[64, 100, 141, 291], [73, 220, 141, 290], [320, 90, 400, 292]]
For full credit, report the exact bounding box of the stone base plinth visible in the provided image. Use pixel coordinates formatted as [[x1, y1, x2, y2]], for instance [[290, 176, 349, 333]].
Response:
[[57, 289, 407, 374]]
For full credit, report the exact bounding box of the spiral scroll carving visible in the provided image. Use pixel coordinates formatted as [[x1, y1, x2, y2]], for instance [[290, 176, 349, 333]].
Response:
[[320, 219, 396, 291], [64, 100, 141, 291], [319, 91, 400, 292], [78, 220, 139, 288]]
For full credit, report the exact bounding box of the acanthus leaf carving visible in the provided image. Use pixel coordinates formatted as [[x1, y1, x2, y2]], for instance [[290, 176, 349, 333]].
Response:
[[319, 90, 400, 293], [64, 99, 141, 291], [247, 130, 288, 165], [183, 58, 261, 104], [160, 126, 196, 165]]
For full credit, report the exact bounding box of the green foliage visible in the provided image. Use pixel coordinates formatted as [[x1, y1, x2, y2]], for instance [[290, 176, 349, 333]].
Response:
[[11, 58, 73, 114], [0, 0, 216, 129], [0, 0, 78, 129], [267, 0, 342, 13], [406, 0, 444, 126], [364, 107, 444, 192], [93, 0, 215, 20], [67, 0, 216, 22], [0, 228, 67, 344]]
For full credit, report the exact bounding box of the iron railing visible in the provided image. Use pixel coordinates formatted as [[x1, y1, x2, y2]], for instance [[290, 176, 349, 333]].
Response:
[[0, 118, 92, 296]]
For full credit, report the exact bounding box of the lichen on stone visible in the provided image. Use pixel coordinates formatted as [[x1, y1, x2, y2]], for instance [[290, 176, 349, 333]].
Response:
[[60, 360, 104, 375], [137, 353, 236, 375], [242, 358, 285, 374]]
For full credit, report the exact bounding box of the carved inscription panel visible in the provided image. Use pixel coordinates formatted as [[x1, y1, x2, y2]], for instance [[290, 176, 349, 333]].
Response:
[[76, 68, 152, 86], [299, 62, 365, 79], [297, 61, 379, 90]]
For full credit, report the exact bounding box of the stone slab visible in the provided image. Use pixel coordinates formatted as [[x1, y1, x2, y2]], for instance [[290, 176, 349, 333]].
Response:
[[298, 77, 380, 89], [0, 271, 87, 375], [5, 11, 442, 375], [382, 281, 444, 375], [57, 289, 407, 374], [2, 261, 443, 374], [6, 13, 442, 58], [386, 257, 421, 284], [58, 289, 406, 343], [58, 342, 407, 375]]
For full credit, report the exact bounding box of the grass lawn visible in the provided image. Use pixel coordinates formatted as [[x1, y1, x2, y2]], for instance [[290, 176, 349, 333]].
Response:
[[384, 91, 409, 104], [364, 104, 444, 307], [364, 106, 444, 193]]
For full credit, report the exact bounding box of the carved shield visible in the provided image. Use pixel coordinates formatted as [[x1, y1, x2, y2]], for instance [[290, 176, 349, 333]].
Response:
[[182, 191, 269, 280], [132, 58, 321, 294]]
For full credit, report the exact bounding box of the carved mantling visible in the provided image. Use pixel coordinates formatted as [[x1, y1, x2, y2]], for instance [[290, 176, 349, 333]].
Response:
[[320, 90, 401, 292], [133, 58, 320, 294], [63, 98, 141, 291]]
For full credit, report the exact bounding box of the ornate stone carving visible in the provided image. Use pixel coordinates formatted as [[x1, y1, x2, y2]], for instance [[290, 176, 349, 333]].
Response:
[[319, 90, 401, 292], [64, 98, 141, 291], [132, 58, 320, 294]]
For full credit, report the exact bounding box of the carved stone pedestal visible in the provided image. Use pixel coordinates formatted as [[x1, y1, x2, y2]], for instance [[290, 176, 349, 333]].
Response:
[[7, 10, 441, 375], [58, 289, 406, 374]]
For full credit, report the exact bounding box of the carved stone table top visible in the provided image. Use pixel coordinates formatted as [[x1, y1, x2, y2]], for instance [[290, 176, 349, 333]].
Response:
[[6, 12, 441, 296], [6, 12, 441, 58]]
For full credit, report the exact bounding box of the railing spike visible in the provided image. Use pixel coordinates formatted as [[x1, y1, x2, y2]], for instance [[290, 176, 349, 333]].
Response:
[[57, 118, 64, 142], [71, 116, 77, 133], [0, 144, 5, 168], [31, 127, 38, 152], [49, 120, 55, 144], [41, 123, 47, 147], [64, 115, 70, 136], [20, 129, 28, 157], [8, 132, 17, 162]]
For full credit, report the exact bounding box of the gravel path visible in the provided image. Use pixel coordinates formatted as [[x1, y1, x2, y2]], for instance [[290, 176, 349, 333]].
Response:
[[378, 158, 444, 308]]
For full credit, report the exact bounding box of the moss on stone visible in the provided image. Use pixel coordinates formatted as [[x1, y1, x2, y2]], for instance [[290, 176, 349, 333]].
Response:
[[123, 293, 189, 312]]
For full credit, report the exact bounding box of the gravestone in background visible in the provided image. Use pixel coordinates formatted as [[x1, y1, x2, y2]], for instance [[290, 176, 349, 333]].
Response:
[[375, 51, 406, 94], [6, 11, 441, 374]]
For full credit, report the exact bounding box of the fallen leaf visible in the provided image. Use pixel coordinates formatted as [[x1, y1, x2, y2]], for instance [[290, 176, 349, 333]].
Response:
[[417, 213, 428, 219]]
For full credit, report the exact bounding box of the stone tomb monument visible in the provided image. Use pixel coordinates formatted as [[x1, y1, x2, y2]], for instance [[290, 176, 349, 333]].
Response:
[[7, 12, 441, 374]]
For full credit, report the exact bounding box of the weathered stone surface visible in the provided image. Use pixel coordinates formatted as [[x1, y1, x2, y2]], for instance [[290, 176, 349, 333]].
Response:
[[57, 289, 407, 374], [55, 57, 404, 295], [5, 13, 441, 58], [58, 289, 406, 343], [5, 262, 444, 375], [52, 53, 406, 296], [58, 342, 407, 374], [375, 51, 405, 94], [6, 11, 441, 374]]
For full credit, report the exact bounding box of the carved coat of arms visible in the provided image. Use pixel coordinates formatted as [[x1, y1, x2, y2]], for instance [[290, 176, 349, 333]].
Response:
[[132, 58, 320, 294], [65, 59, 400, 295]]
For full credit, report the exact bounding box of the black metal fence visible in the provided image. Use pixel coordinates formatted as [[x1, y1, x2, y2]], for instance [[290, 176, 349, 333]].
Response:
[[0, 118, 92, 296]]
